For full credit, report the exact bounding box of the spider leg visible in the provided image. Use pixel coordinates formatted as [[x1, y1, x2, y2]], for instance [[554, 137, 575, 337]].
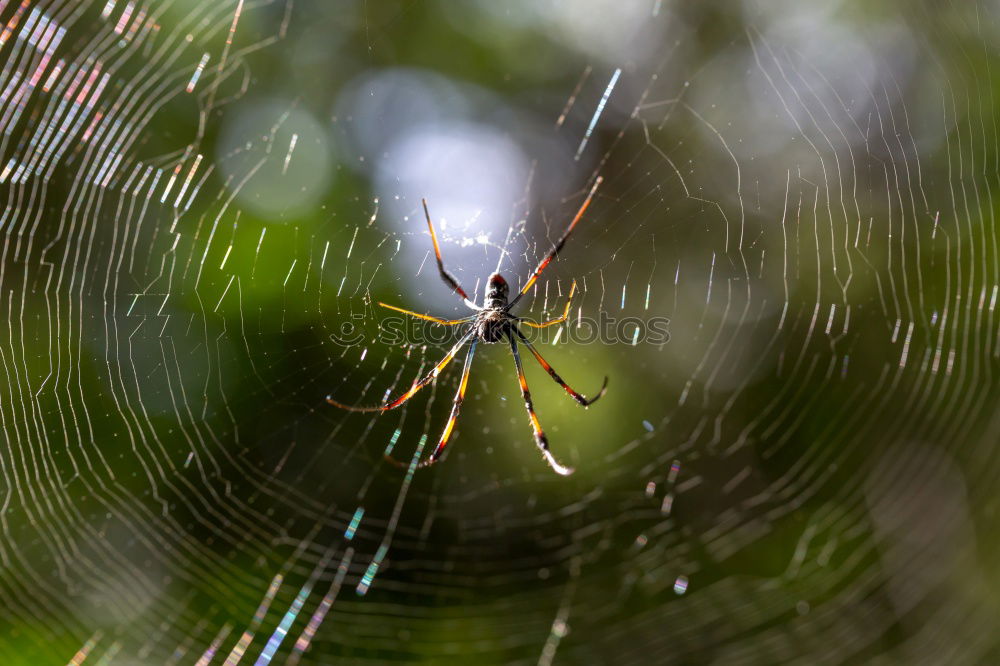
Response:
[[518, 281, 577, 329], [383, 339, 478, 470], [327, 329, 474, 412], [512, 326, 607, 407], [508, 331, 574, 476], [508, 177, 602, 310], [417, 338, 477, 468], [422, 199, 481, 311], [378, 301, 473, 325]]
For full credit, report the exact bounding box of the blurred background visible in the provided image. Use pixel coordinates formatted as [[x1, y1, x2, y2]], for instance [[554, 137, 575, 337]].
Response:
[[2, 0, 999, 663]]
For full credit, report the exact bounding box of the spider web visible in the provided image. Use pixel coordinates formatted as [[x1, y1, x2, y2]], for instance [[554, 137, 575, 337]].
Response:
[[2, 0, 1000, 664]]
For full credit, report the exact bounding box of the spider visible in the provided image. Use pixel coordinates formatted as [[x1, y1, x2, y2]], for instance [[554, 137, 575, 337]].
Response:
[[327, 177, 608, 476]]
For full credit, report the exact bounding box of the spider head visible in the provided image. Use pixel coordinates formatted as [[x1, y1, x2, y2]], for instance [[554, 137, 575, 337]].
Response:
[[485, 273, 509, 307]]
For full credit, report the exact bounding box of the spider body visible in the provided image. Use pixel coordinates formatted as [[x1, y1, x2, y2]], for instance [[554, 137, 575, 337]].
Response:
[[477, 274, 511, 343], [328, 178, 607, 475]]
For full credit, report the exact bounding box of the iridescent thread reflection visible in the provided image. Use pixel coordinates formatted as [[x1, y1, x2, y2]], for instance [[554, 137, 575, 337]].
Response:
[[67, 630, 102, 666], [574, 67, 621, 160], [357, 434, 429, 596], [345, 506, 365, 541], [287, 549, 355, 666], [383, 428, 402, 458], [357, 544, 389, 596], [254, 547, 339, 666], [194, 624, 232, 666], [222, 574, 283, 666]]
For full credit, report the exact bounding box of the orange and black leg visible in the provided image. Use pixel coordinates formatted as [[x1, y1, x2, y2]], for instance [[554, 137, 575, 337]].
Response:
[[422, 199, 480, 310], [418, 339, 478, 468], [508, 177, 602, 309], [507, 333, 574, 476], [512, 327, 607, 407], [519, 281, 577, 329], [326, 330, 474, 412], [377, 301, 472, 326]]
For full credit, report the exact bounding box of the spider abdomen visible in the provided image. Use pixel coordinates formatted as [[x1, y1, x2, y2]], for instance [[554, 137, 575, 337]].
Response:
[[476, 309, 509, 343]]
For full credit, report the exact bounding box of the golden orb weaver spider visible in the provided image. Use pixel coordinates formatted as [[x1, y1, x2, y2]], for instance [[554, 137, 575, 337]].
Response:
[[327, 178, 608, 475]]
